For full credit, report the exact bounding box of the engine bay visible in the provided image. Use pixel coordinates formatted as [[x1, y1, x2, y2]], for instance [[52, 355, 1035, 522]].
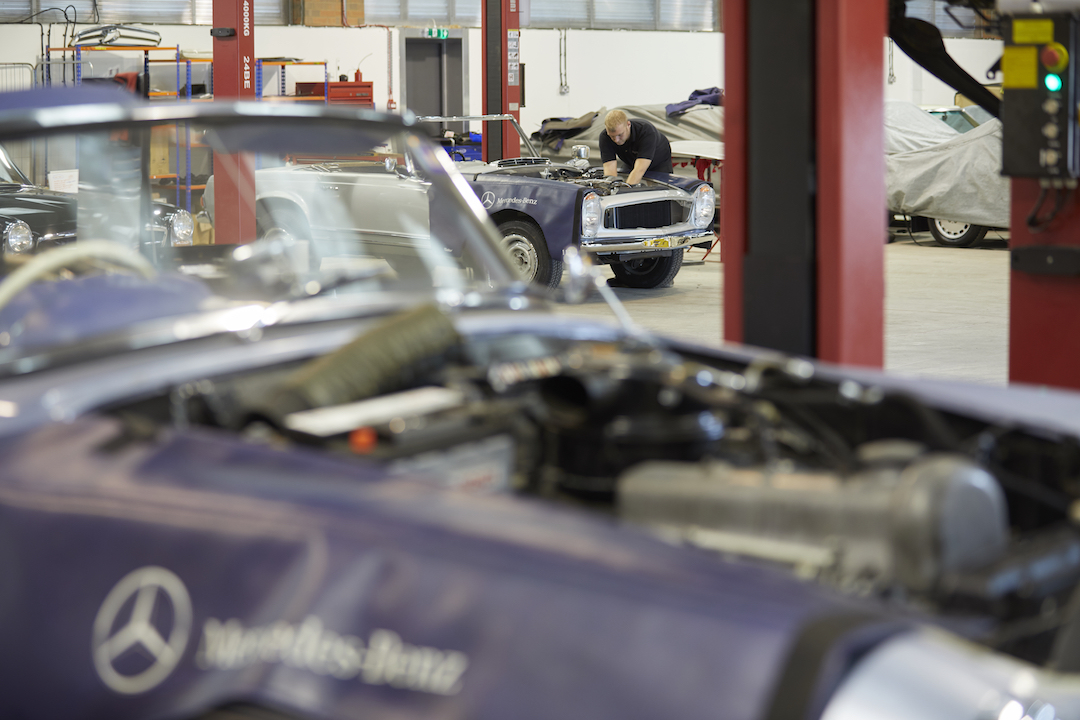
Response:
[[103, 303, 1080, 669]]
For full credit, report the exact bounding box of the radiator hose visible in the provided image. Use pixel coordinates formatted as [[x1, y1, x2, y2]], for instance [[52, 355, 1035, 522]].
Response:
[[264, 303, 461, 420]]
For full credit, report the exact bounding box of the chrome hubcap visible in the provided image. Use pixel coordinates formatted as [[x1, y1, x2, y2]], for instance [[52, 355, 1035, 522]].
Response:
[[503, 234, 538, 281], [934, 219, 971, 239]]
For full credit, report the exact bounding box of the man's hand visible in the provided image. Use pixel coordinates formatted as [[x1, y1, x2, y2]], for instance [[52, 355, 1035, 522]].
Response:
[[626, 157, 652, 186]]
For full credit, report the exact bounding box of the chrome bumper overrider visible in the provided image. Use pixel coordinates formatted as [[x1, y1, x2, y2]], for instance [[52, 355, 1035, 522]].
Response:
[[580, 230, 713, 254]]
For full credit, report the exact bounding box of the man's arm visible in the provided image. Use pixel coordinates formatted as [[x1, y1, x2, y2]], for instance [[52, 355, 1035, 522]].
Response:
[[603, 160, 618, 177], [626, 157, 652, 185]]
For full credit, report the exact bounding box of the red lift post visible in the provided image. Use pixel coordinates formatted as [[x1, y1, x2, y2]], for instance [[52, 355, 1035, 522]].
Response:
[[481, 0, 522, 161], [722, 0, 886, 367], [211, 0, 257, 245]]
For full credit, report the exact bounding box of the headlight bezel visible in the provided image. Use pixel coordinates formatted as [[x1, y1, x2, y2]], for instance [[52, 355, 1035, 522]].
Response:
[[4, 220, 34, 254], [168, 209, 195, 247], [691, 184, 716, 230], [581, 191, 602, 239]]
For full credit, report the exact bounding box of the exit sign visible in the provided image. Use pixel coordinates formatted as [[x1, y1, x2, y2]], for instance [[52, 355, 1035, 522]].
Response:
[[424, 28, 449, 39]]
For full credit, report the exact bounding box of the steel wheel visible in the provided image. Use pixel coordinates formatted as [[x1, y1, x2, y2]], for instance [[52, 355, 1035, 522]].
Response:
[[496, 218, 561, 288], [503, 232, 540, 282], [928, 218, 988, 248]]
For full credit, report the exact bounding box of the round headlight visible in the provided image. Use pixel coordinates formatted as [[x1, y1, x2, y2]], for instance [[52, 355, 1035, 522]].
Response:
[[169, 209, 195, 247], [4, 220, 33, 254], [581, 192, 602, 239], [691, 184, 716, 230]]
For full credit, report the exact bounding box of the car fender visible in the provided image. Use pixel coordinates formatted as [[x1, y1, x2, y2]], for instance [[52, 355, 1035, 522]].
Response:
[[643, 171, 711, 194], [464, 175, 583, 257]]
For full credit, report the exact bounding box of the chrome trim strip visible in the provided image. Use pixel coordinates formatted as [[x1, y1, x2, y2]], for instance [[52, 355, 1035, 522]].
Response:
[[580, 230, 712, 254]]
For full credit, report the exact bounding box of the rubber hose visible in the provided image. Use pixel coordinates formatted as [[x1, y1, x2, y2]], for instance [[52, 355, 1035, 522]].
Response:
[[268, 303, 461, 418]]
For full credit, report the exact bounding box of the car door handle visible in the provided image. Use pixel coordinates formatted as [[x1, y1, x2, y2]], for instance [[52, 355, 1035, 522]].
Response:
[[319, 184, 340, 191]]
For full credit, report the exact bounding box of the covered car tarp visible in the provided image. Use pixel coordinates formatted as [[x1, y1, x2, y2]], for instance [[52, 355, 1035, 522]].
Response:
[[886, 117, 1009, 228], [532, 103, 723, 163], [884, 99, 959, 154]]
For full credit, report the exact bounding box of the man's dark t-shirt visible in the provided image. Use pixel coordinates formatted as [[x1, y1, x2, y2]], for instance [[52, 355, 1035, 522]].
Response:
[[599, 119, 673, 175]]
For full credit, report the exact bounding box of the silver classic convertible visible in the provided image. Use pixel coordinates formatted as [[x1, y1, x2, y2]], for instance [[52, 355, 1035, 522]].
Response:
[[205, 114, 716, 289]]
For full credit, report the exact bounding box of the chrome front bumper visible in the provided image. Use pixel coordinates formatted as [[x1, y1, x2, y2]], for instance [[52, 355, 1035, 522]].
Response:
[[580, 229, 713, 255]]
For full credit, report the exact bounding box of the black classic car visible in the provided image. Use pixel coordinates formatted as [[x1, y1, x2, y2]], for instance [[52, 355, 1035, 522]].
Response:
[[0, 95, 194, 265], [0, 143, 77, 258]]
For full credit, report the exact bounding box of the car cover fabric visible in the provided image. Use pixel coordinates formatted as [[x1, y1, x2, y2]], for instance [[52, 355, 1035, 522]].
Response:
[[666, 87, 725, 116], [885, 100, 959, 155], [885, 118, 1009, 228], [535, 104, 723, 164], [530, 109, 605, 152]]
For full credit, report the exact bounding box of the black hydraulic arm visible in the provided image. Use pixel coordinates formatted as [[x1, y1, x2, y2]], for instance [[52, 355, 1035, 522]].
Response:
[[888, 0, 1002, 119]]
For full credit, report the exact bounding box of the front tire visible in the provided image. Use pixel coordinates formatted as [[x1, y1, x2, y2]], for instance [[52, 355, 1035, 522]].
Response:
[[928, 218, 988, 248], [611, 249, 684, 289], [497, 219, 561, 289]]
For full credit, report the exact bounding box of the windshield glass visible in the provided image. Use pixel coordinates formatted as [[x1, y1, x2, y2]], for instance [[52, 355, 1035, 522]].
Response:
[[0, 144, 31, 185], [0, 102, 521, 368]]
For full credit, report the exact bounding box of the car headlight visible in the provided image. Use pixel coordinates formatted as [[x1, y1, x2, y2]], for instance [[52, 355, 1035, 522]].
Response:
[[581, 192, 602, 239], [4, 220, 33, 254], [691, 184, 716, 230], [169, 209, 195, 247]]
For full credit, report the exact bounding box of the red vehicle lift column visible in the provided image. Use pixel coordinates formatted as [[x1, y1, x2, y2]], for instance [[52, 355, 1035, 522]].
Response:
[[481, 0, 522, 161], [722, 0, 885, 366], [211, 0, 256, 245]]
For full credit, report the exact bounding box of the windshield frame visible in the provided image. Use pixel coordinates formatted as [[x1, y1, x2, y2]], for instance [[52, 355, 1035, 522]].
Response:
[[0, 98, 529, 376]]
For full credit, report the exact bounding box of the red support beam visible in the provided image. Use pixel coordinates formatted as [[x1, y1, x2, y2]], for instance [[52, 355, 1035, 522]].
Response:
[[816, 0, 885, 366], [723, 0, 885, 367], [212, 0, 256, 245], [481, 0, 521, 162], [1009, 181, 1080, 389], [721, 0, 746, 343]]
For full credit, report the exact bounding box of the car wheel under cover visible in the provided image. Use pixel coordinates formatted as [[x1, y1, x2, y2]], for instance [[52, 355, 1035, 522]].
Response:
[[611, 249, 684, 289], [928, 218, 988, 248], [256, 203, 320, 272], [497, 218, 561, 289]]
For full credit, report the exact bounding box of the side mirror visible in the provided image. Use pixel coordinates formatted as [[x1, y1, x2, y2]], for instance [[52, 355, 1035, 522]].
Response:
[[561, 245, 594, 305], [383, 157, 397, 173]]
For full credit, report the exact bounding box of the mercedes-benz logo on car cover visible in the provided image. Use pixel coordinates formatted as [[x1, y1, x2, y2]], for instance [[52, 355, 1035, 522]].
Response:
[[480, 191, 495, 209], [92, 566, 193, 694]]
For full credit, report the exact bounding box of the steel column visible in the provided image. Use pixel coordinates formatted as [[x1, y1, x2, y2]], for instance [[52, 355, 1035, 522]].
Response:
[[816, 0, 886, 365], [212, 0, 256, 245], [722, 0, 885, 366], [1009, 181, 1080, 388], [481, 0, 521, 161]]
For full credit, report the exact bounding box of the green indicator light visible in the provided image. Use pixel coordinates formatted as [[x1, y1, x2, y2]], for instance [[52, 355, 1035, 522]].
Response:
[[1046, 73, 1063, 92]]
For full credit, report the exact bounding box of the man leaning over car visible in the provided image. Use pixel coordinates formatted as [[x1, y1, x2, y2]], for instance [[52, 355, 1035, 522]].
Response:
[[599, 109, 674, 186]]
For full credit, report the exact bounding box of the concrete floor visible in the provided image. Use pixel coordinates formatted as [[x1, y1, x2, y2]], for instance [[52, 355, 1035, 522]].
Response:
[[554, 229, 1011, 386]]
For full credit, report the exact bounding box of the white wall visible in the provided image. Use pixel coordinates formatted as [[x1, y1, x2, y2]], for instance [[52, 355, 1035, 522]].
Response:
[[0, 22, 997, 126], [0, 23, 723, 135], [884, 36, 1002, 107], [514, 28, 723, 132]]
